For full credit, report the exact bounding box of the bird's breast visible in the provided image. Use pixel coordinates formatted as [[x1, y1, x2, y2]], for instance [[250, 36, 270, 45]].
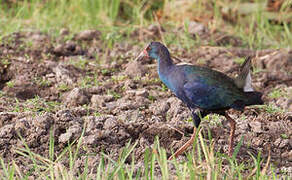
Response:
[[159, 73, 175, 92], [158, 70, 183, 96]]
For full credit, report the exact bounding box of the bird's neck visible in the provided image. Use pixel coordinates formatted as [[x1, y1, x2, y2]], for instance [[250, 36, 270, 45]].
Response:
[[157, 55, 174, 76]]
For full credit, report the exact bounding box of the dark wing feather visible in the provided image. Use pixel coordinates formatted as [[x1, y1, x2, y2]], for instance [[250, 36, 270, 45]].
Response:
[[181, 65, 247, 111]]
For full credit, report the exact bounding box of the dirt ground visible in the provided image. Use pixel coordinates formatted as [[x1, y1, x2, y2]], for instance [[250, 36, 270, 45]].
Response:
[[0, 26, 291, 177]]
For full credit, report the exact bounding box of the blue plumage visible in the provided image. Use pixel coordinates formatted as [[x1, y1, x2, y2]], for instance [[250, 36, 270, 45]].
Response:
[[137, 41, 263, 158], [146, 42, 263, 115], [181, 65, 248, 111]]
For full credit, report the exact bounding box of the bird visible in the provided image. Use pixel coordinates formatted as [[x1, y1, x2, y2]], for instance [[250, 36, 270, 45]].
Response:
[[135, 42, 263, 160]]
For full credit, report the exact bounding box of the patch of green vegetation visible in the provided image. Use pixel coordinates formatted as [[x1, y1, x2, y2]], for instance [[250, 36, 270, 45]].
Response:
[[3, 0, 289, 50], [101, 69, 111, 76], [69, 56, 89, 70], [15, 96, 60, 113], [268, 88, 286, 99], [147, 95, 156, 102], [93, 112, 102, 117], [0, 91, 4, 97], [25, 40, 33, 48], [6, 80, 15, 88], [142, 75, 161, 85], [108, 90, 121, 100], [79, 74, 99, 88], [13, 98, 21, 112], [111, 75, 127, 83], [261, 104, 285, 114], [104, 31, 123, 49], [16, 43, 26, 52], [252, 67, 265, 74], [236, 12, 292, 49], [0, 58, 11, 66], [1, 126, 285, 179], [121, 85, 127, 92], [233, 57, 245, 65], [280, 133, 288, 139], [196, 58, 207, 65], [0, 0, 291, 178], [164, 32, 179, 46], [133, 76, 141, 81], [13, 96, 61, 113], [182, 21, 199, 50], [163, 22, 198, 52], [161, 84, 168, 92], [35, 77, 52, 87], [63, 33, 75, 42], [0, 0, 159, 45], [186, 117, 193, 123], [205, 114, 222, 126], [240, 115, 246, 121], [57, 83, 70, 92], [28, 96, 60, 112]]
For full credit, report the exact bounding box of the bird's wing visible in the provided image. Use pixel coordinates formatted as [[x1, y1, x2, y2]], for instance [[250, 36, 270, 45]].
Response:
[[182, 67, 246, 110], [183, 80, 233, 110]]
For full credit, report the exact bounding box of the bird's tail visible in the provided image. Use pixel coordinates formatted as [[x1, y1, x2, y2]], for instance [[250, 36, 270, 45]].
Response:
[[234, 56, 254, 92], [244, 91, 264, 106]]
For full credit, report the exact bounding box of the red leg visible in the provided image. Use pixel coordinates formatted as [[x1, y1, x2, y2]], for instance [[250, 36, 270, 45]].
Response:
[[168, 127, 197, 160], [224, 113, 236, 157]]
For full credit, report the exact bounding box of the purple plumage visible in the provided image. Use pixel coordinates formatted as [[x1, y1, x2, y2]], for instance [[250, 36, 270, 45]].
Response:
[[135, 41, 263, 159]]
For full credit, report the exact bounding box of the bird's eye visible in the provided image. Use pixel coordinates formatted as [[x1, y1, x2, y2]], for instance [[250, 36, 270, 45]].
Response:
[[145, 45, 151, 51]]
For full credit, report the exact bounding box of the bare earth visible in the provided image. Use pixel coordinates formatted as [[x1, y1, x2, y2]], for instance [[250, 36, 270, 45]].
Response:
[[0, 27, 291, 177]]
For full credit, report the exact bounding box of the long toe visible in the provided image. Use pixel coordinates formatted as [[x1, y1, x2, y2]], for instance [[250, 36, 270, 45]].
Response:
[[168, 127, 197, 160]]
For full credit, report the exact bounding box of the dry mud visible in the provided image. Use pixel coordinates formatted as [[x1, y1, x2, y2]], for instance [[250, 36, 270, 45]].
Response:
[[0, 26, 291, 177]]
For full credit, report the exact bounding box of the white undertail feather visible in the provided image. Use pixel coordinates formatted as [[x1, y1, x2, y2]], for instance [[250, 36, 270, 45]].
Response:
[[234, 56, 254, 92], [177, 62, 193, 66], [243, 71, 254, 92]]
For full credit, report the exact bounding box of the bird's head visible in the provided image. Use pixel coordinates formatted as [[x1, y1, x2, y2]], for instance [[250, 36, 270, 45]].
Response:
[[135, 42, 170, 61]]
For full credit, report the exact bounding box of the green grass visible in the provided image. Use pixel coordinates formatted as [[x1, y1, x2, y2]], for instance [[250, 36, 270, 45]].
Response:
[[79, 74, 100, 88], [260, 104, 285, 114], [0, 126, 287, 179], [57, 83, 71, 92], [0, 91, 4, 98], [34, 77, 52, 88], [233, 57, 246, 65], [0, 0, 291, 179], [216, 0, 292, 49], [268, 87, 288, 99], [68, 57, 90, 70], [11, 96, 61, 113], [108, 90, 122, 100], [0, 0, 122, 34], [0, 0, 159, 48], [6, 80, 15, 88], [1, 0, 291, 49]]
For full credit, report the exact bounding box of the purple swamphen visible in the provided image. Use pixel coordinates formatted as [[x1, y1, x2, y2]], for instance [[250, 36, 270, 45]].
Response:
[[135, 42, 263, 160]]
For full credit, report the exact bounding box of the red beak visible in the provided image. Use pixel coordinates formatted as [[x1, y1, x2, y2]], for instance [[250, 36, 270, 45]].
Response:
[[135, 49, 149, 61], [143, 49, 149, 58]]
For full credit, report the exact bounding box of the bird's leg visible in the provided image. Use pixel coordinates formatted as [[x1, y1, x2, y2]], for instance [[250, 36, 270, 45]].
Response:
[[224, 113, 236, 157], [168, 109, 202, 160], [168, 127, 197, 160]]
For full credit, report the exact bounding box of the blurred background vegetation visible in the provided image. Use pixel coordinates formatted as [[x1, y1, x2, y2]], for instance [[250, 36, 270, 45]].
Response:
[[0, 1, 291, 179], [0, 0, 291, 49]]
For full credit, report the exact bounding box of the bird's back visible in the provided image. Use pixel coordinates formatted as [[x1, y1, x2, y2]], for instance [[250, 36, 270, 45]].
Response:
[[168, 64, 263, 111]]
